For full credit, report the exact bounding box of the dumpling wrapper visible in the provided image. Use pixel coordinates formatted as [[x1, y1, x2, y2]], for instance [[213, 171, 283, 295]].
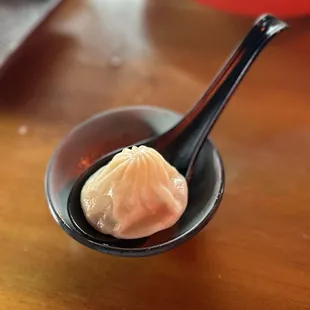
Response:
[[80, 145, 188, 239]]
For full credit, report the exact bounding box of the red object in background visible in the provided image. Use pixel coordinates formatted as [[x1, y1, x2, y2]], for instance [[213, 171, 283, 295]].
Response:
[[195, 0, 310, 18]]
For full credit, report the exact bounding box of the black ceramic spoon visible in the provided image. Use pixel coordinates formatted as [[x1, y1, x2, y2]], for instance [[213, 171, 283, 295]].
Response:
[[68, 14, 288, 246]]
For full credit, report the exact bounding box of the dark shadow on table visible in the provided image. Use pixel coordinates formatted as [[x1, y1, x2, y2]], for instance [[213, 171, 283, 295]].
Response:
[[0, 0, 63, 70], [0, 31, 74, 111]]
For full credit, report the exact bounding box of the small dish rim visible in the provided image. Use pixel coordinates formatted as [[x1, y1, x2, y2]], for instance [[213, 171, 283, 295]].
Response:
[[45, 105, 225, 257]]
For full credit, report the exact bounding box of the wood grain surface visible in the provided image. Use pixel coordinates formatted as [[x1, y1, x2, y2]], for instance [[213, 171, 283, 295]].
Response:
[[0, 0, 310, 309]]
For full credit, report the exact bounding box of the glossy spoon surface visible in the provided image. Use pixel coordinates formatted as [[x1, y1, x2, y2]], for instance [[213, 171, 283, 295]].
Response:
[[64, 14, 288, 256]]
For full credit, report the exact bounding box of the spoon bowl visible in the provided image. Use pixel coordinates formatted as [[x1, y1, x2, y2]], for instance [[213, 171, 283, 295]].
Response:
[[45, 106, 224, 256]]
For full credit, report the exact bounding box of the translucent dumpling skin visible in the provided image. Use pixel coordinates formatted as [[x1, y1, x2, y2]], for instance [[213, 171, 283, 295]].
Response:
[[80, 146, 188, 239]]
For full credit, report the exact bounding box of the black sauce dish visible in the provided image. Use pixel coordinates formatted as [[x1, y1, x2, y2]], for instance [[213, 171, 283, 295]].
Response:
[[45, 106, 224, 257]]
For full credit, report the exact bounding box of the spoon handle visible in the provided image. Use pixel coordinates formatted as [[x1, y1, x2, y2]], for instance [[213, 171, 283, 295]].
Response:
[[161, 14, 288, 177]]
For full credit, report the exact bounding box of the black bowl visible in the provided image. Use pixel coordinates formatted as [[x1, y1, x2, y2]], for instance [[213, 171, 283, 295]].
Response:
[[45, 106, 224, 257]]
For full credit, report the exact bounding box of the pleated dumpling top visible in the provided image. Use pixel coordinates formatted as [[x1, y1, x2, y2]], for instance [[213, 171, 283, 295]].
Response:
[[80, 145, 188, 239]]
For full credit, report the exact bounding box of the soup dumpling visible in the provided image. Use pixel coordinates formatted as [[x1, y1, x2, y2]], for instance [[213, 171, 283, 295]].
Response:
[[80, 145, 188, 239]]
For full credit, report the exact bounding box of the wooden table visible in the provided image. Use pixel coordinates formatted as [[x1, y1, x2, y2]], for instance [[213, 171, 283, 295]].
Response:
[[1, 1, 310, 309]]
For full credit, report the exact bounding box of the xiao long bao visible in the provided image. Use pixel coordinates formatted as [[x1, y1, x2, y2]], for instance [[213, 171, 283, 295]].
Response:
[[80, 145, 188, 239]]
